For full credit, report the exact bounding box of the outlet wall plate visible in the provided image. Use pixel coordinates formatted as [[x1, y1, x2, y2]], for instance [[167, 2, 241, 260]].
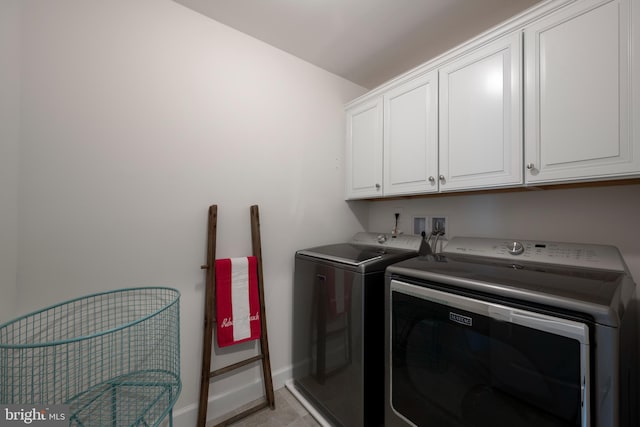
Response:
[[432, 216, 448, 235], [413, 216, 429, 235]]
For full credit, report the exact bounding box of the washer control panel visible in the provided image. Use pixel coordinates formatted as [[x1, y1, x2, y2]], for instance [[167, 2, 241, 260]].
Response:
[[506, 241, 525, 256], [443, 237, 626, 271]]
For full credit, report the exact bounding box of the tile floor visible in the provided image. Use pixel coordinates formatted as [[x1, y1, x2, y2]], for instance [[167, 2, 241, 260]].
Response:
[[207, 387, 322, 427]]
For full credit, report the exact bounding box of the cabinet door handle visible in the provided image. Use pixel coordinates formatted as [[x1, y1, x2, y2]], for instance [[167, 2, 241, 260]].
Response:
[[439, 175, 445, 183], [526, 163, 535, 170], [428, 176, 436, 183], [375, 183, 381, 190]]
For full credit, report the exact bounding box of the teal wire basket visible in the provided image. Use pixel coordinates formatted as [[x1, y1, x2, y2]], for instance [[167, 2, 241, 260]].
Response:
[[0, 287, 181, 426]]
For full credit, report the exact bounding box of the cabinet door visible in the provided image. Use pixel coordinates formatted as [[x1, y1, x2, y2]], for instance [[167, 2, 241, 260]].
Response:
[[383, 70, 439, 196], [345, 97, 383, 199], [524, 0, 639, 183], [439, 32, 523, 191]]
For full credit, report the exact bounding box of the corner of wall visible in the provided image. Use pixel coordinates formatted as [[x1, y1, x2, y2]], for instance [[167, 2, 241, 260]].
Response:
[[0, 0, 22, 323]]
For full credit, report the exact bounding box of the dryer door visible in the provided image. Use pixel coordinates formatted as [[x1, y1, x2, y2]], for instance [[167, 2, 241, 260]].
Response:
[[388, 279, 590, 427]]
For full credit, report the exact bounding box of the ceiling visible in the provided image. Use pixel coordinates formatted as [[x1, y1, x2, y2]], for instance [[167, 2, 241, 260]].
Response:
[[173, 0, 543, 89]]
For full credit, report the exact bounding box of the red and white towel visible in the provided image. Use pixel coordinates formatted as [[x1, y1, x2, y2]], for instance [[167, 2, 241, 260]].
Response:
[[215, 257, 261, 347]]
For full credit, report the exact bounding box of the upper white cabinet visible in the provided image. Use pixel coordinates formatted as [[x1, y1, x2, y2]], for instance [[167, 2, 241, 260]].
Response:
[[344, 0, 639, 199], [524, 0, 640, 183], [383, 70, 439, 196], [439, 32, 523, 191], [345, 97, 383, 199]]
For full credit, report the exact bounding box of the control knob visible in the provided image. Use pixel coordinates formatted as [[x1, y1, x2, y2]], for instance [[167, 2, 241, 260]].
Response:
[[507, 241, 525, 256]]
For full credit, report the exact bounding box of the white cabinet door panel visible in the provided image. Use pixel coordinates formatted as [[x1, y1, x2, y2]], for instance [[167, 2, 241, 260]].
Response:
[[525, 0, 639, 183], [447, 53, 506, 176], [439, 32, 523, 191], [383, 70, 439, 196], [345, 97, 384, 199]]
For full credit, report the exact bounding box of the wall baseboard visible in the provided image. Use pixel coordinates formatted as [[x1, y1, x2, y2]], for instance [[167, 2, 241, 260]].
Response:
[[169, 364, 292, 427]]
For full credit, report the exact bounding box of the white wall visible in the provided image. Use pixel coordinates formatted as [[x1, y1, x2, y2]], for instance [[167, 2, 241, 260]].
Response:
[[16, 0, 366, 424], [0, 0, 21, 324], [369, 184, 640, 282]]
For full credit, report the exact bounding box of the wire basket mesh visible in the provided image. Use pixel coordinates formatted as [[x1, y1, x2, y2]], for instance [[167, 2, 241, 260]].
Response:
[[0, 287, 181, 426]]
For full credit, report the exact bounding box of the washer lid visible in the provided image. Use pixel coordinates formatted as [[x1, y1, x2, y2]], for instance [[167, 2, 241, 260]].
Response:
[[296, 232, 426, 268], [297, 243, 408, 267]]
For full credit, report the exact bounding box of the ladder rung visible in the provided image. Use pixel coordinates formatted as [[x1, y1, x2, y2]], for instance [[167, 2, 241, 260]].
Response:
[[211, 400, 269, 427], [209, 354, 264, 378]]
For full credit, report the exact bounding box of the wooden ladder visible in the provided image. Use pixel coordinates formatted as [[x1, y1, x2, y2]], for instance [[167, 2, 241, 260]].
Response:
[[196, 205, 275, 427]]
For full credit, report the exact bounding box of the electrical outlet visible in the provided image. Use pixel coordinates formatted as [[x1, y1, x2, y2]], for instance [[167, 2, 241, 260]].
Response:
[[413, 216, 428, 235], [432, 216, 447, 235]]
